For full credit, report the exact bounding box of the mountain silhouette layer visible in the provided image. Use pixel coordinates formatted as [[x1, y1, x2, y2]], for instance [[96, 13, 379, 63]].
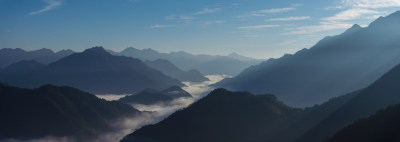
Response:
[[0, 47, 183, 94], [121, 88, 302, 142], [145, 59, 208, 83], [0, 48, 74, 68], [326, 104, 400, 142], [216, 11, 400, 107], [122, 58, 400, 142], [295, 56, 400, 142], [0, 83, 140, 141], [111, 47, 263, 75]]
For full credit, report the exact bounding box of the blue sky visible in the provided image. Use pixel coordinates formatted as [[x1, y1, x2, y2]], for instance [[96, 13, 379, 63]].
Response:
[[1, 0, 400, 59]]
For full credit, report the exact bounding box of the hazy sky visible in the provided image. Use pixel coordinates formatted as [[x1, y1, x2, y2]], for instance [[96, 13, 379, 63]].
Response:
[[1, 0, 400, 59]]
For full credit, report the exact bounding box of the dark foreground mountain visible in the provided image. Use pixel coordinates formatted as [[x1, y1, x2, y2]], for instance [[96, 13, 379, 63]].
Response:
[[119, 86, 192, 105], [0, 83, 140, 140], [326, 104, 400, 142], [216, 11, 400, 107], [121, 88, 302, 142], [269, 91, 360, 142], [111, 47, 263, 75], [145, 59, 208, 83], [0, 48, 74, 68], [0, 47, 183, 94], [295, 59, 400, 142]]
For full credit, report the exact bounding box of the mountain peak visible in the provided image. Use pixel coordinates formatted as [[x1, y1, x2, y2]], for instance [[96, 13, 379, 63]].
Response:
[[82, 46, 110, 56], [368, 11, 400, 29], [342, 24, 362, 35], [123, 47, 139, 51], [36, 48, 55, 53], [350, 24, 361, 30], [228, 52, 239, 56], [164, 85, 184, 92]]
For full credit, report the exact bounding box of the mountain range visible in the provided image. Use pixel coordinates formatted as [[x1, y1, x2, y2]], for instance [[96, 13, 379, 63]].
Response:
[[0, 47, 183, 94], [326, 104, 400, 142], [109, 47, 263, 75], [0, 83, 140, 141], [122, 53, 400, 142], [145, 59, 208, 83], [216, 11, 400, 107], [0, 48, 74, 68], [295, 57, 400, 142], [118, 86, 192, 105]]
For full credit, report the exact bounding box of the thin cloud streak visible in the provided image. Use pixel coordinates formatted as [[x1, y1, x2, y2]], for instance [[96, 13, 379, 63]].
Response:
[[147, 24, 177, 29], [237, 7, 296, 19], [238, 25, 280, 30], [267, 16, 311, 21], [322, 8, 381, 22], [286, 0, 400, 35], [29, 0, 62, 15], [194, 8, 221, 15], [322, 0, 400, 22], [258, 7, 295, 13], [284, 22, 353, 35], [164, 8, 221, 21], [342, 0, 400, 9]]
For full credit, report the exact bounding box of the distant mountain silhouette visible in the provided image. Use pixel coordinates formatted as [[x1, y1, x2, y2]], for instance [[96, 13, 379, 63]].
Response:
[[0, 60, 45, 87], [228, 52, 259, 61], [197, 56, 252, 75], [119, 86, 192, 105], [110, 47, 263, 75], [216, 11, 400, 107], [296, 59, 400, 142], [145, 59, 208, 83], [121, 88, 302, 142], [0, 48, 74, 68], [326, 104, 400, 142], [0, 47, 183, 94], [0, 84, 140, 140]]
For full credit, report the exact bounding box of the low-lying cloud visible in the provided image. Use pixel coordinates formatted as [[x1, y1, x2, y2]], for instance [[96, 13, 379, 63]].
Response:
[[96, 94, 129, 101], [5, 75, 228, 142]]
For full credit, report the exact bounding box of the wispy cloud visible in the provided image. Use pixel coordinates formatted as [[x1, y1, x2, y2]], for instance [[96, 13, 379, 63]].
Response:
[[267, 16, 311, 21], [277, 40, 298, 46], [201, 20, 226, 25], [258, 8, 295, 13], [194, 8, 221, 15], [238, 25, 280, 30], [342, 0, 400, 9], [237, 7, 296, 19], [165, 8, 221, 21], [322, 0, 400, 22], [284, 22, 352, 35], [29, 0, 62, 15], [322, 8, 380, 21], [286, 0, 400, 35], [147, 24, 176, 29]]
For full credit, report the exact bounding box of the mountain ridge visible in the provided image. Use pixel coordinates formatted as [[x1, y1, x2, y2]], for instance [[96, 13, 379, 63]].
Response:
[[0, 47, 183, 94], [111, 47, 263, 75], [0, 48, 74, 68], [215, 11, 400, 107], [0, 83, 140, 140]]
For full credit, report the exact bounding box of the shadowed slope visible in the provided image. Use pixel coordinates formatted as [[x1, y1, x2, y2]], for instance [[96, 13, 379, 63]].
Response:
[[0, 84, 140, 140], [216, 11, 400, 107]]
